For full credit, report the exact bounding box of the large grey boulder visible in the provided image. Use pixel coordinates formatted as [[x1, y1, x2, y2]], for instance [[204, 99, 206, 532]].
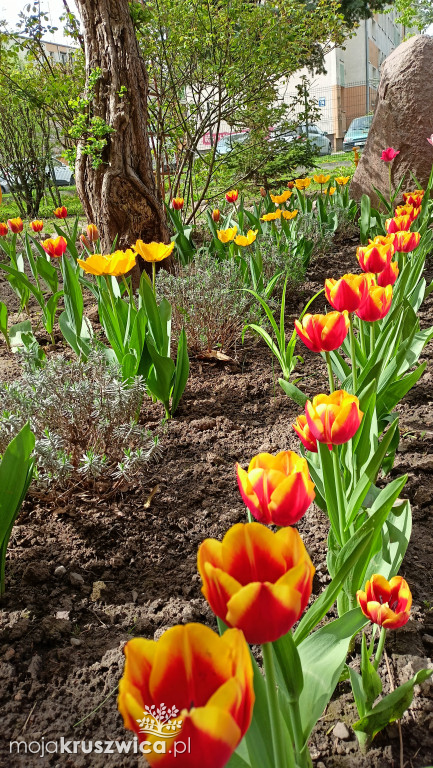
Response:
[[350, 35, 433, 207]]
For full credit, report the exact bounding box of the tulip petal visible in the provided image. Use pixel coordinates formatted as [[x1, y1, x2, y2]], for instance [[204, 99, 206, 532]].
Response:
[[225, 579, 302, 645]]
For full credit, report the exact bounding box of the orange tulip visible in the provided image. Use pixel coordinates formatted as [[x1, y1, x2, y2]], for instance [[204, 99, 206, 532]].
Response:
[[225, 189, 239, 203], [356, 284, 392, 322], [394, 204, 420, 222], [261, 210, 281, 221], [80, 234, 92, 249], [259, 186, 267, 197], [305, 390, 363, 446], [287, 181, 295, 189], [385, 215, 411, 234], [403, 190, 424, 207], [7, 218, 23, 234], [357, 238, 394, 273], [42, 236, 67, 258], [377, 260, 399, 287], [86, 223, 99, 242], [270, 190, 292, 204], [356, 575, 412, 629], [198, 523, 314, 644], [313, 174, 330, 185], [236, 451, 315, 526], [54, 206, 68, 219], [325, 273, 368, 312], [0, 222, 9, 236], [324, 186, 336, 196], [212, 209, 220, 223], [292, 414, 318, 453], [172, 197, 184, 210], [390, 230, 421, 253], [294, 311, 349, 353], [118, 623, 254, 768], [30, 220, 44, 233]]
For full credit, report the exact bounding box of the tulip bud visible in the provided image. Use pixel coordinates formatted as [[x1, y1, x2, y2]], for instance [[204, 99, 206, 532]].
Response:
[[212, 208, 220, 223], [0, 222, 8, 237], [30, 220, 44, 233], [305, 390, 363, 447], [225, 189, 239, 203], [171, 197, 184, 210], [86, 223, 99, 242], [260, 186, 267, 197], [80, 233, 92, 249], [54, 206, 68, 219], [7, 218, 23, 234]]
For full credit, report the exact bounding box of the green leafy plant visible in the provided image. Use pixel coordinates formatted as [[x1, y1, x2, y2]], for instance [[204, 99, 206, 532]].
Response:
[[0, 423, 35, 596]]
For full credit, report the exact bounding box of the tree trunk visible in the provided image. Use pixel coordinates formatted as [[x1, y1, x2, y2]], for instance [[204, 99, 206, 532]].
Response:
[[74, 0, 170, 255]]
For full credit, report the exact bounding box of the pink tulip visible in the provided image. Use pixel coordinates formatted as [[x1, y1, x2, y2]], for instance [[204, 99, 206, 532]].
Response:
[[427, 135, 433, 147], [381, 148, 400, 162]]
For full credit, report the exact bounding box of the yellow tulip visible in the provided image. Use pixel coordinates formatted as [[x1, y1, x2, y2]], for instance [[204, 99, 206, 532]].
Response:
[[77, 249, 136, 276], [235, 229, 258, 247], [261, 210, 281, 221], [325, 187, 336, 195], [313, 174, 330, 185], [282, 209, 298, 220], [335, 176, 350, 185], [295, 178, 311, 190], [133, 240, 175, 262], [270, 190, 292, 204], [217, 226, 238, 243]]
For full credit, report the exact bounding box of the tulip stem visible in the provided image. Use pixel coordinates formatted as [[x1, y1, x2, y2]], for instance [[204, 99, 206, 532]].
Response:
[[370, 322, 375, 354], [388, 165, 393, 207], [349, 313, 358, 393], [262, 642, 291, 768], [325, 351, 335, 393], [359, 318, 366, 359], [373, 626, 387, 671], [152, 262, 156, 296], [332, 446, 348, 544]]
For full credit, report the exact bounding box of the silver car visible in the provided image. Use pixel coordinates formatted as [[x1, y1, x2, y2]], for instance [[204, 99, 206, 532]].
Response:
[[46, 158, 75, 186]]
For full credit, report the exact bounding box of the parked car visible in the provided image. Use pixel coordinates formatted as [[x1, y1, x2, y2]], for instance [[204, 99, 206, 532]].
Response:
[[270, 124, 331, 155], [0, 175, 10, 194], [46, 158, 75, 187], [343, 114, 373, 151], [215, 132, 250, 155]]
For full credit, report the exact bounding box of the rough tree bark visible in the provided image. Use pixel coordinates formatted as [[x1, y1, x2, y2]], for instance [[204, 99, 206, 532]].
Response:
[[74, 0, 170, 254]]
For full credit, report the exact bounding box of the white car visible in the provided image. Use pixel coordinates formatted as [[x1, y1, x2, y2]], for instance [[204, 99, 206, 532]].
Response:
[[274, 125, 332, 156], [46, 158, 75, 187]]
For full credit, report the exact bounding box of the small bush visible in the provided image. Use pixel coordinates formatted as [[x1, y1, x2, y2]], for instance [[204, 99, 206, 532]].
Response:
[[0, 351, 159, 495]]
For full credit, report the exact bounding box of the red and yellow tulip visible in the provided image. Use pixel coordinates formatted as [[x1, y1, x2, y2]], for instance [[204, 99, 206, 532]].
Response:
[[305, 390, 363, 447], [356, 574, 412, 629], [403, 190, 424, 207], [394, 204, 420, 222], [357, 237, 394, 273], [7, 217, 23, 234], [30, 220, 44, 233], [236, 451, 315, 526], [42, 236, 67, 258], [198, 522, 314, 644], [356, 284, 392, 322], [171, 197, 184, 210], [292, 414, 319, 453], [54, 206, 68, 219], [390, 230, 421, 253], [225, 190, 239, 203], [385, 215, 411, 234], [294, 311, 349, 353], [0, 222, 8, 237], [118, 623, 254, 768], [86, 223, 99, 242], [212, 209, 220, 223], [325, 273, 368, 312], [377, 259, 399, 287]]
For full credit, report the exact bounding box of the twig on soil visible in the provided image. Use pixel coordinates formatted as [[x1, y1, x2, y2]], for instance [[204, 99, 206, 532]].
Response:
[[19, 701, 37, 735], [73, 684, 119, 728], [385, 650, 404, 768]]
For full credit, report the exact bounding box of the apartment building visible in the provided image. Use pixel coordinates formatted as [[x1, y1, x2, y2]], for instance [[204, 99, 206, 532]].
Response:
[[280, 9, 411, 150]]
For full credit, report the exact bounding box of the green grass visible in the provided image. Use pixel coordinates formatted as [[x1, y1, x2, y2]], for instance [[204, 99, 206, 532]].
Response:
[[0, 187, 84, 222]]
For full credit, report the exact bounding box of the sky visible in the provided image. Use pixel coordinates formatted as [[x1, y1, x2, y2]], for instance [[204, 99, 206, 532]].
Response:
[[0, 0, 76, 44]]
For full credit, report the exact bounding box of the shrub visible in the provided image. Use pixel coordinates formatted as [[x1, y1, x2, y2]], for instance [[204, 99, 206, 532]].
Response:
[[0, 351, 160, 494]]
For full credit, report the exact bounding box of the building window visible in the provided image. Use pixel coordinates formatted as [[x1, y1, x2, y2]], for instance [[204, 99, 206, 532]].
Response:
[[339, 62, 345, 86]]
